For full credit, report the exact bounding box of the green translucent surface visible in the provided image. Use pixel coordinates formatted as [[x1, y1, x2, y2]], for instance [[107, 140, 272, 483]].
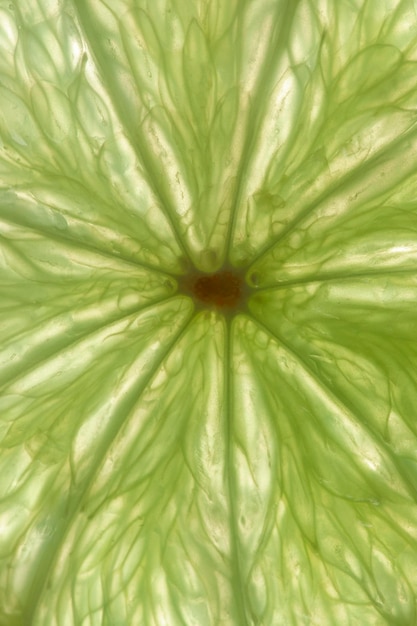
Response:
[[1, 1, 417, 624]]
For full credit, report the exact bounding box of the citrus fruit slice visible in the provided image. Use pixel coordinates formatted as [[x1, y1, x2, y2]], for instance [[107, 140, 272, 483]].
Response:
[[1, 1, 417, 625]]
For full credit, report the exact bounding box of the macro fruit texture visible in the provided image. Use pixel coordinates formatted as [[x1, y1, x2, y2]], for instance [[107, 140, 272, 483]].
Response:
[[1, 0, 417, 624]]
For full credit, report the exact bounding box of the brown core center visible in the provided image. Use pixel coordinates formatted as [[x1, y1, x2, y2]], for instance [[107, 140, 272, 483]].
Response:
[[180, 270, 246, 310]]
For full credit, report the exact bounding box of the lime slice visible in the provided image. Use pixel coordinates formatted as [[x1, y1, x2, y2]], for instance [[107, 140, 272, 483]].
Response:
[[1, 1, 417, 624]]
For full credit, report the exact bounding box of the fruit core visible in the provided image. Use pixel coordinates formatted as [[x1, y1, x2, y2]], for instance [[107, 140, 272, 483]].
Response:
[[179, 269, 247, 311]]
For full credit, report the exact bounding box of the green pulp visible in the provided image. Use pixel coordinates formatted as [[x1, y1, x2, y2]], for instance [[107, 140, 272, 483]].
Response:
[[1, 1, 417, 624]]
